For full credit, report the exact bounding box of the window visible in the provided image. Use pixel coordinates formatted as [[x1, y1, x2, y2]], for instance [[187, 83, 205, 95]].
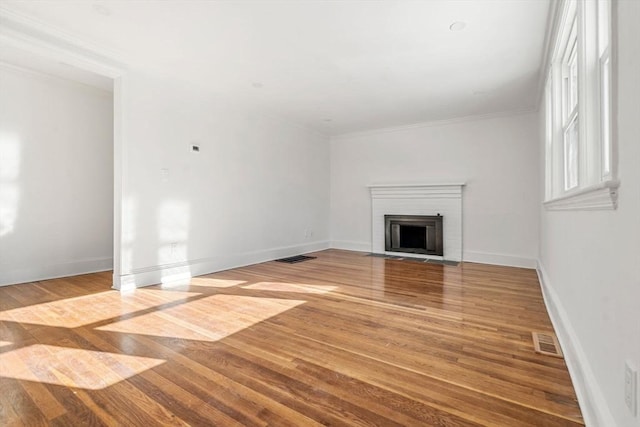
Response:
[[543, 0, 618, 210], [598, 0, 612, 180], [561, 18, 578, 191]]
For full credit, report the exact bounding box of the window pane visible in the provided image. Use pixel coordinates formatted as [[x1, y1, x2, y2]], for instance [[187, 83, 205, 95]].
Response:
[[568, 43, 578, 113], [564, 119, 579, 190], [598, 0, 610, 56], [562, 19, 578, 124], [545, 79, 553, 199], [601, 57, 611, 176]]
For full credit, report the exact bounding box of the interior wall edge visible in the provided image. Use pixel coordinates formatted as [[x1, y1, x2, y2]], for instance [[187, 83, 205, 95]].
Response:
[[0, 257, 113, 287], [330, 107, 538, 141], [329, 243, 538, 269], [536, 260, 617, 427], [113, 240, 330, 290], [329, 240, 371, 253], [462, 251, 536, 269]]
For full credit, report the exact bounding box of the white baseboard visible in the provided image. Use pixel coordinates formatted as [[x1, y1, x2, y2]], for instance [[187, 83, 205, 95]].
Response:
[[329, 240, 371, 253], [328, 244, 535, 268], [536, 262, 616, 427], [0, 257, 113, 287], [463, 250, 536, 269], [114, 240, 331, 291]]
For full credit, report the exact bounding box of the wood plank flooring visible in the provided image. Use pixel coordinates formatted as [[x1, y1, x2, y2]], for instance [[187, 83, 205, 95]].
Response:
[[0, 249, 583, 426]]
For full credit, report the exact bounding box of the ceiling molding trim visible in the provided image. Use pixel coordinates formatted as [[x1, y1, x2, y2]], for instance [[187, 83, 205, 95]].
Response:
[[0, 60, 113, 93], [0, 6, 127, 77], [331, 107, 537, 141], [534, 0, 566, 109]]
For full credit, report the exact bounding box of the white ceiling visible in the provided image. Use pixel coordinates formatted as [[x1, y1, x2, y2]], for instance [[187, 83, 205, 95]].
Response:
[[0, 0, 551, 135]]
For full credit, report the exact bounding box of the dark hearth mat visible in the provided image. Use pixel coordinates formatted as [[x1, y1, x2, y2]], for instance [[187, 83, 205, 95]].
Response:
[[366, 253, 459, 266], [275, 255, 317, 264]]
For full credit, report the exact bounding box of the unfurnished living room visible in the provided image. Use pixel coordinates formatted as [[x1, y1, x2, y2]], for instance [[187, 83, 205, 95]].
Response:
[[0, 0, 638, 426]]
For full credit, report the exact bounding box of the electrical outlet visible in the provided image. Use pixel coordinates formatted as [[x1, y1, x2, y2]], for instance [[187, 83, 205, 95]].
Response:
[[625, 360, 638, 416]]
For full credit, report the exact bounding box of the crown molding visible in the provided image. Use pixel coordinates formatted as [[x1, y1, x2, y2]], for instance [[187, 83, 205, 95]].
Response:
[[0, 6, 126, 78], [0, 60, 113, 93], [534, 0, 566, 109], [331, 107, 537, 141]]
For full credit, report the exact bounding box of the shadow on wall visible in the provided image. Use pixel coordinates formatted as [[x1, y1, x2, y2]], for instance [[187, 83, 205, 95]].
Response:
[[157, 199, 191, 284], [118, 198, 193, 290], [0, 132, 21, 238]]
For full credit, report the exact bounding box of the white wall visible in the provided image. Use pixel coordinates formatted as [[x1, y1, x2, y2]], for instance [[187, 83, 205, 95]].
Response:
[[538, 2, 640, 426], [116, 71, 330, 288], [0, 65, 114, 286], [330, 112, 540, 268]]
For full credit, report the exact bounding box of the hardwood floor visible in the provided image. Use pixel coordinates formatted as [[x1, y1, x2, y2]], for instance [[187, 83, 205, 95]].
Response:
[[0, 249, 583, 426]]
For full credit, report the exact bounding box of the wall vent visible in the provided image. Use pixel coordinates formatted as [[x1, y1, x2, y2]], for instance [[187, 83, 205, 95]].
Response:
[[532, 332, 563, 358]]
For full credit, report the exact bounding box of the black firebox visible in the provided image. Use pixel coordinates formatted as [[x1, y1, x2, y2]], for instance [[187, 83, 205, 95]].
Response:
[[384, 214, 443, 256]]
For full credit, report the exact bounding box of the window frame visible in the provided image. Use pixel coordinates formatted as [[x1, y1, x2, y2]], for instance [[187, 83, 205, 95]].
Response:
[[543, 0, 618, 210]]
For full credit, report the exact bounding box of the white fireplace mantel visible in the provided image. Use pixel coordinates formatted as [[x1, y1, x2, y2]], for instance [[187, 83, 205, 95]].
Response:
[[369, 183, 465, 261]]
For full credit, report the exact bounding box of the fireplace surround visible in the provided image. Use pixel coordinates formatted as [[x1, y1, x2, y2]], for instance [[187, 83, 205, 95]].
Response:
[[369, 183, 464, 261]]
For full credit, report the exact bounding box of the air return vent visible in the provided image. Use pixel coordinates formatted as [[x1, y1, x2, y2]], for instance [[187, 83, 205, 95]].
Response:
[[275, 255, 316, 264], [532, 332, 563, 358]]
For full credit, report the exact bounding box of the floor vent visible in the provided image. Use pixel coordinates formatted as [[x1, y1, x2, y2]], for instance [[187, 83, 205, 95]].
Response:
[[532, 332, 563, 358], [275, 255, 317, 264]]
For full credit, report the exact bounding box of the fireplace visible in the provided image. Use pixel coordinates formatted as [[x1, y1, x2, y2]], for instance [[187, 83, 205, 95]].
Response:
[[384, 214, 443, 256], [370, 184, 463, 261]]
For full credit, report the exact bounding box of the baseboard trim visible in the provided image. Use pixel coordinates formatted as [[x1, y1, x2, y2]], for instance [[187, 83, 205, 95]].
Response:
[[463, 251, 536, 269], [329, 240, 371, 253], [328, 244, 536, 268], [536, 261, 616, 427], [0, 257, 113, 287], [114, 240, 331, 291]]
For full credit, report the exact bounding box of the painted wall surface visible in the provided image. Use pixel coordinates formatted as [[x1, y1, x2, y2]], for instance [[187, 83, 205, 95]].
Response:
[[539, 2, 640, 426], [117, 71, 330, 287], [0, 65, 114, 285], [330, 112, 540, 268]]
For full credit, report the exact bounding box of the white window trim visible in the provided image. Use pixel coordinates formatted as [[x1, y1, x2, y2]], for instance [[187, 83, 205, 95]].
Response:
[[544, 179, 619, 210], [543, 0, 618, 211], [599, 47, 612, 181]]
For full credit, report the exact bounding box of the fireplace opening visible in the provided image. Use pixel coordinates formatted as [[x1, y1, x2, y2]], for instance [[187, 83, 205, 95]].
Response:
[[384, 214, 443, 256]]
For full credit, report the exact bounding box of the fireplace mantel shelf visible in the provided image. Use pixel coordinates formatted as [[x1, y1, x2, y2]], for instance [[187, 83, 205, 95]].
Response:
[[367, 183, 466, 188], [369, 183, 465, 200]]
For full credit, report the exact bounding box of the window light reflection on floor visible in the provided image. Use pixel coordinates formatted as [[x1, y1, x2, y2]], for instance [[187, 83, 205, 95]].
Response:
[[189, 277, 247, 288], [159, 276, 247, 291], [0, 344, 165, 390], [97, 294, 305, 342], [0, 289, 198, 328], [243, 281, 337, 294]]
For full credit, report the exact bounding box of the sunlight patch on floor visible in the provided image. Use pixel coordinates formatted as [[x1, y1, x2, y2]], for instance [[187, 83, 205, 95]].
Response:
[[0, 344, 164, 390], [160, 277, 247, 291], [190, 277, 247, 288], [0, 289, 198, 328], [243, 281, 337, 294], [97, 294, 305, 342]]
